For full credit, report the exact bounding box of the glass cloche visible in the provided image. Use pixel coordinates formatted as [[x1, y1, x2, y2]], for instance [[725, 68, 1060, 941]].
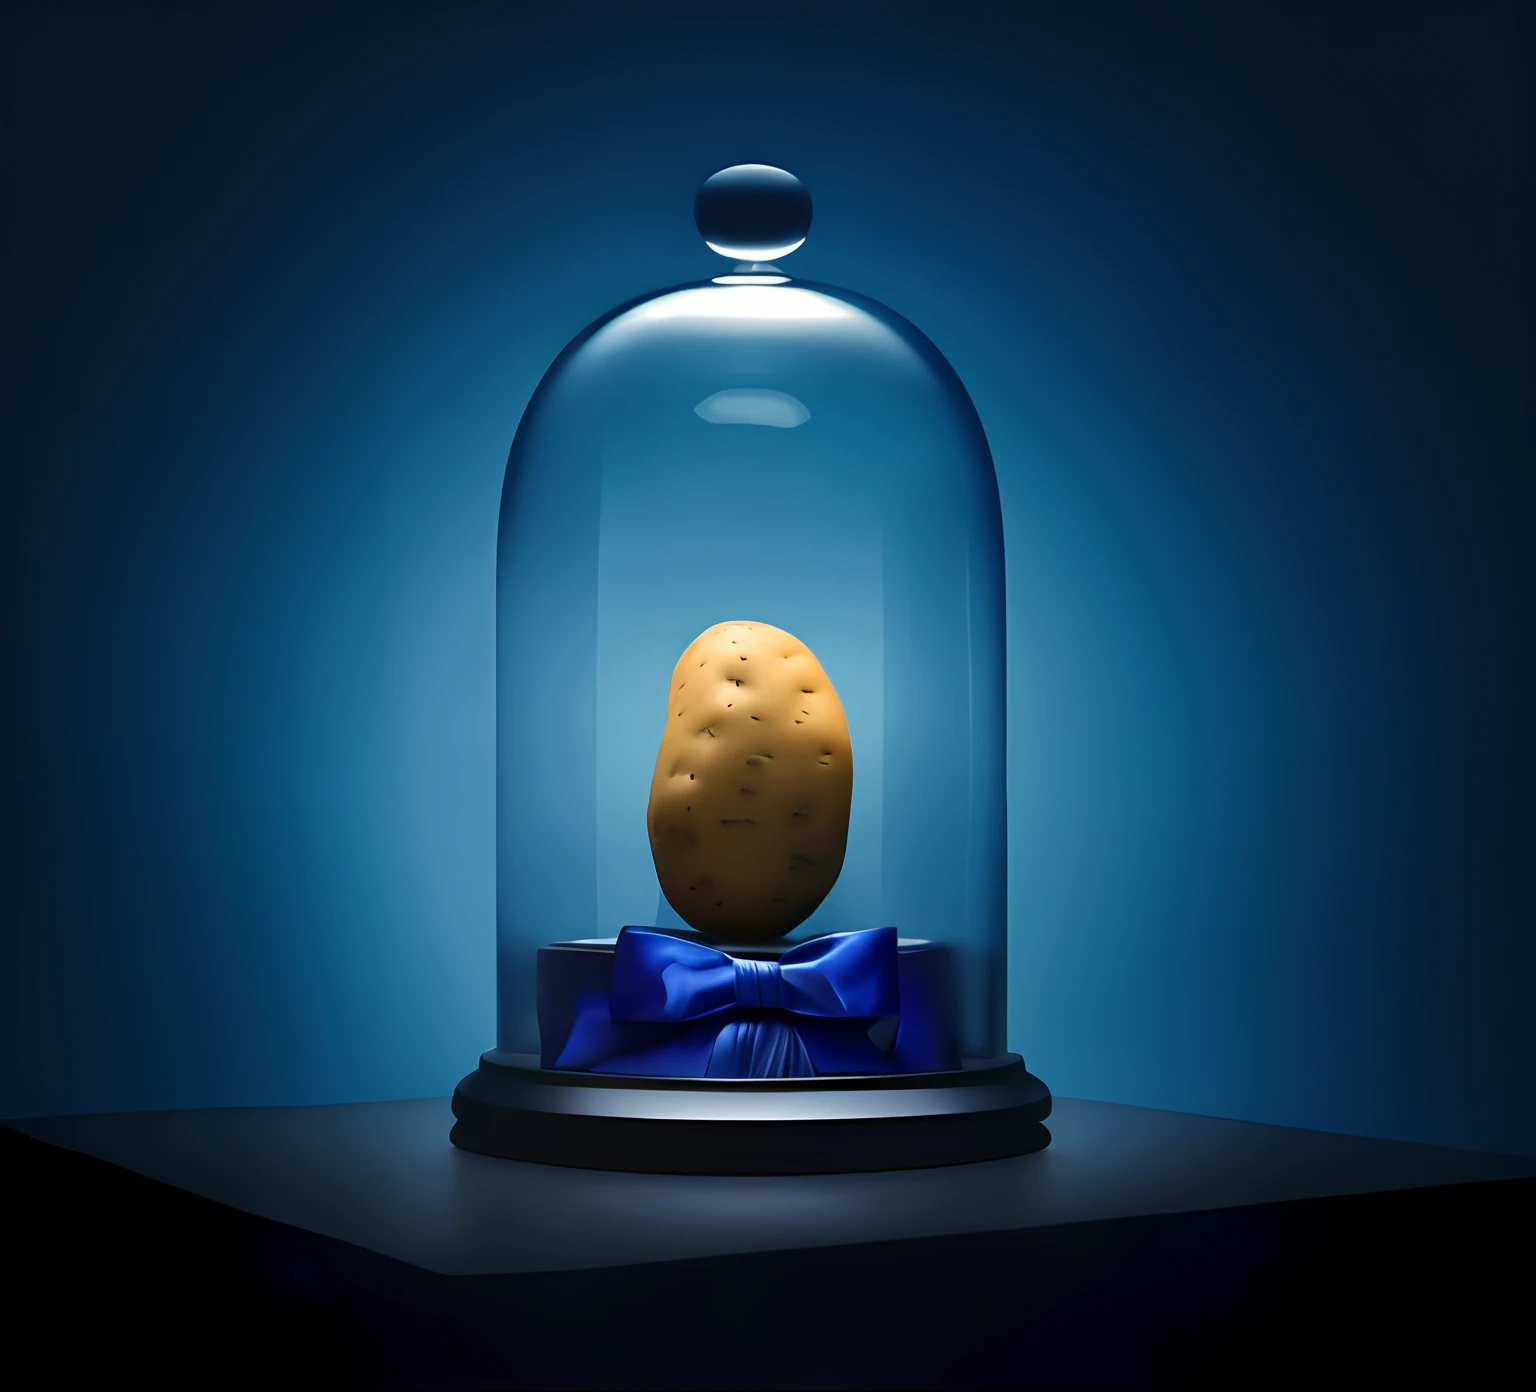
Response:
[[452, 165, 1050, 1172]]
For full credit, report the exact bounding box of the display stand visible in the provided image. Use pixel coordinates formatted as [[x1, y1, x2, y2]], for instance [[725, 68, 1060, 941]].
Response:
[[451, 1051, 1051, 1173]]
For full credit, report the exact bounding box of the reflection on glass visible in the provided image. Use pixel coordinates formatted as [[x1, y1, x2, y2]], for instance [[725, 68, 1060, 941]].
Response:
[[694, 388, 810, 428]]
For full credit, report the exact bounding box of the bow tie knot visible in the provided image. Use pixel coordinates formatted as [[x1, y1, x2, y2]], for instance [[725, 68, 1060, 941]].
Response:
[[732, 956, 784, 1010]]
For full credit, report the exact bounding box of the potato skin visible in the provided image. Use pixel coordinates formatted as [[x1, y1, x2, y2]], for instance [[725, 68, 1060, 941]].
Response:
[[647, 621, 853, 943]]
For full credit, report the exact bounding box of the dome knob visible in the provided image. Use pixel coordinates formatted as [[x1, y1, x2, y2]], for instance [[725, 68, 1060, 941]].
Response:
[[694, 164, 812, 262]]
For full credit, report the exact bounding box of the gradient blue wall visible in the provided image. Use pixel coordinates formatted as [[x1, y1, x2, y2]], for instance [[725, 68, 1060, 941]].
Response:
[[5, 1, 1532, 1153]]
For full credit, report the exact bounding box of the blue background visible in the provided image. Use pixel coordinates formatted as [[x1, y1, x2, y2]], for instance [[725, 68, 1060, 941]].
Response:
[[5, 1, 1532, 1153]]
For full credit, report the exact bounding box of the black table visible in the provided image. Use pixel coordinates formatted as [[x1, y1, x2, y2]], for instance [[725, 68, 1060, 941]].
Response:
[[7, 1097, 1533, 1387]]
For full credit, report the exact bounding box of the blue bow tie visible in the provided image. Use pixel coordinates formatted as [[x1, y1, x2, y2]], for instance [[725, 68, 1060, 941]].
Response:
[[610, 925, 901, 1023], [553, 926, 906, 1079]]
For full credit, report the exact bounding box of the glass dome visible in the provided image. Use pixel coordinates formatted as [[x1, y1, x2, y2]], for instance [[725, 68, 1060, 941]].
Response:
[[494, 166, 1009, 1077]]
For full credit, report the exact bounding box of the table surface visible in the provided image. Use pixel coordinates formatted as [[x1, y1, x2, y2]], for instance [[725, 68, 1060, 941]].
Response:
[[12, 1096, 1535, 1277]]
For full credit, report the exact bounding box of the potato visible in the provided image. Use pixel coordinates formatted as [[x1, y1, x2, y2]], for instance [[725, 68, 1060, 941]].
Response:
[[647, 621, 853, 943]]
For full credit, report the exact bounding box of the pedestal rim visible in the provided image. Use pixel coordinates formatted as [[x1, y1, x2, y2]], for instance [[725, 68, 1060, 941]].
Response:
[[450, 1051, 1052, 1174], [479, 1048, 1031, 1091]]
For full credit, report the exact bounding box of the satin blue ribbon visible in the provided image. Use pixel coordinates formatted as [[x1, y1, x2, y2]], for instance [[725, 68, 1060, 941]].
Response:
[[553, 925, 906, 1079]]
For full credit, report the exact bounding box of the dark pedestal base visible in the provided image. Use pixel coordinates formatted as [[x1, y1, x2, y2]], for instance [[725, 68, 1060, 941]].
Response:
[[450, 1050, 1051, 1174]]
